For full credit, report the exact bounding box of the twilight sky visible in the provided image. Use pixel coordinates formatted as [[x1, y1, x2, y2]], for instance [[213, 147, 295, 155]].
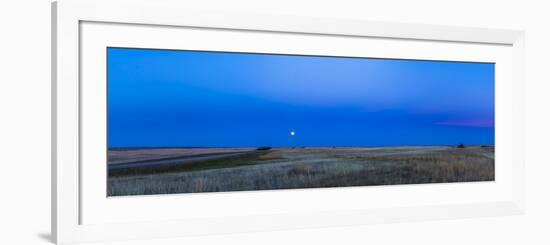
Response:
[[107, 47, 494, 148]]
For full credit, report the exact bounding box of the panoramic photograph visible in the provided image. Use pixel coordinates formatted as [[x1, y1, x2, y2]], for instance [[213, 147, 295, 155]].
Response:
[[107, 47, 495, 196]]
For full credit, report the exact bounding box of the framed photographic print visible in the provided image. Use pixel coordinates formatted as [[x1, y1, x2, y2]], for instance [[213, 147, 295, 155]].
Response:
[[106, 48, 496, 196], [52, 0, 525, 244]]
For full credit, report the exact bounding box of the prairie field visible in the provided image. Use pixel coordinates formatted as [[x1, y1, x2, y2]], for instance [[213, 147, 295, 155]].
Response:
[[107, 146, 494, 196]]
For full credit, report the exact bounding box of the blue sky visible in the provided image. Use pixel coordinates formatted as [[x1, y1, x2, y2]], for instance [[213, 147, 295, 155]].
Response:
[[107, 47, 494, 147]]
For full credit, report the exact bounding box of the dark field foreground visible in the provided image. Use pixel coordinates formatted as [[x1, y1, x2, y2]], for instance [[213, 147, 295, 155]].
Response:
[[108, 146, 494, 196]]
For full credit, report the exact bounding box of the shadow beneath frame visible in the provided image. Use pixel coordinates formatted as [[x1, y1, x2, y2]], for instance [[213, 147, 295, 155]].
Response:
[[37, 233, 52, 243]]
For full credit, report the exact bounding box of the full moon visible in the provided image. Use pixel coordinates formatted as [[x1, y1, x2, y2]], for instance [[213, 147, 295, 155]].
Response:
[[290, 131, 295, 136]]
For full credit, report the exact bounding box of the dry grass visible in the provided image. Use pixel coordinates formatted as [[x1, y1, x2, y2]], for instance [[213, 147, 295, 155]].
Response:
[[258, 151, 286, 160], [108, 146, 494, 196], [108, 147, 255, 164]]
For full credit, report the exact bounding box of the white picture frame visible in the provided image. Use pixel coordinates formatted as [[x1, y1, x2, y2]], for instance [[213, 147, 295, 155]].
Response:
[[52, 0, 525, 244]]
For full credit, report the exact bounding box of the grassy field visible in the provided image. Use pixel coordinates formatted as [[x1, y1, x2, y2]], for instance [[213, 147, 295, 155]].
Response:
[[108, 146, 494, 196]]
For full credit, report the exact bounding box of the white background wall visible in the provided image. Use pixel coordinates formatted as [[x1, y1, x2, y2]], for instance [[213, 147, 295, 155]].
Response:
[[0, 0, 548, 244]]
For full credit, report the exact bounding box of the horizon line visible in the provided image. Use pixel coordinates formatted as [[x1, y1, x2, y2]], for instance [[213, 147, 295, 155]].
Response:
[[108, 144, 495, 150]]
